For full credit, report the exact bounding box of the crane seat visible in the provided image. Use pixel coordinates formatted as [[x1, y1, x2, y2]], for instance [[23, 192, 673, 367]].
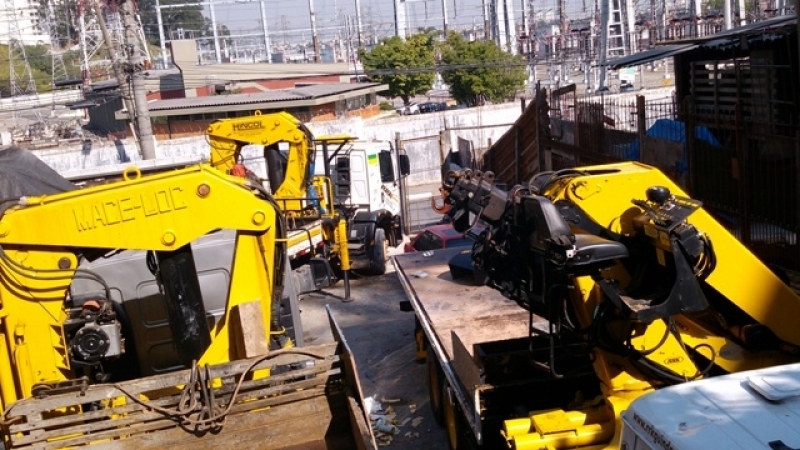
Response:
[[523, 195, 628, 275], [569, 234, 629, 269]]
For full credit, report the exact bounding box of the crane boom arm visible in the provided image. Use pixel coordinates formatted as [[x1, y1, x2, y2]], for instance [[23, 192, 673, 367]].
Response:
[[206, 111, 315, 205]]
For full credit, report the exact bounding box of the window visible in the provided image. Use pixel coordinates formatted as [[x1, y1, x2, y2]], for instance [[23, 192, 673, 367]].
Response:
[[378, 150, 394, 182]]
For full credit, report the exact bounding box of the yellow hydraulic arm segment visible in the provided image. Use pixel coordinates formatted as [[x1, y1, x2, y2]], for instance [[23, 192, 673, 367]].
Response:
[[0, 164, 283, 409], [205, 111, 354, 298], [439, 162, 800, 450], [206, 111, 314, 212]]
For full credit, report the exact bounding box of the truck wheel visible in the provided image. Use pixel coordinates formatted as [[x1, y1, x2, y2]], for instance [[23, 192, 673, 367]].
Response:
[[415, 317, 426, 363], [443, 381, 467, 450], [367, 228, 387, 275], [427, 343, 444, 425]]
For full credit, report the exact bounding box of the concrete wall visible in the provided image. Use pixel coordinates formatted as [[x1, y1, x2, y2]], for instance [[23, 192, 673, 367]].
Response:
[[0, 91, 83, 111], [36, 102, 524, 187], [307, 103, 523, 185]]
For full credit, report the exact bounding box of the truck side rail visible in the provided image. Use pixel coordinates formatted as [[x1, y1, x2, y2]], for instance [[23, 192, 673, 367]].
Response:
[[392, 256, 483, 443]]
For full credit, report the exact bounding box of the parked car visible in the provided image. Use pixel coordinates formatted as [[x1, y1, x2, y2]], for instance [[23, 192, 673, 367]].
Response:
[[419, 102, 447, 114], [403, 103, 421, 115], [404, 223, 476, 253]]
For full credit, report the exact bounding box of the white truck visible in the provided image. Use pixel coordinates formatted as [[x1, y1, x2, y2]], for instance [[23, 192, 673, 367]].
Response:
[[315, 138, 410, 275], [620, 362, 800, 450]]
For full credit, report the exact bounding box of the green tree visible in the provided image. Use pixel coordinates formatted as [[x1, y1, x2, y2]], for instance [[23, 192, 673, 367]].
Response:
[[138, 0, 210, 46], [0, 44, 58, 96], [25, 45, 52, 75], [438, 32, 527, 106], [359, 32, 436, 105]]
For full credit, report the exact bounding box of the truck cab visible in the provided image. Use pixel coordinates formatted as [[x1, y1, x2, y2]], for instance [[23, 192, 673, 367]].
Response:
[[621, 362, 800, 449], [315, 140, 410, 274]]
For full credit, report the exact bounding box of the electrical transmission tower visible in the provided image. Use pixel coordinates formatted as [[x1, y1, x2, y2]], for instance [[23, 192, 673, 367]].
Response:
[[45, 0, 71, 87], [76, 0, 150, 85], [77, 0, 119, 85], [5, 0, 42, 122]]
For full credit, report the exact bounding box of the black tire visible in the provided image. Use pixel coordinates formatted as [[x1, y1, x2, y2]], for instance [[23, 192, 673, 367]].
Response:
[[366, 228, 387, 275], [427, 343, 445, 426]]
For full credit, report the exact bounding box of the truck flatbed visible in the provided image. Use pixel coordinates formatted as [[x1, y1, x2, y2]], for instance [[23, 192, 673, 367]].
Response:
[[394, 248, 531, 362], [394, 247, 560, 447]]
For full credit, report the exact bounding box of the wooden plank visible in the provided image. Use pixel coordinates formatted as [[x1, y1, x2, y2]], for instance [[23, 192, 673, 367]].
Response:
[[451, 330, 483, 409], [103, 392, 349, 450], [230, 300, 270, 359], [20, 388, 333, 449], [344, 388, 374, 450], [10, 369, 340, 447], [5, 343, 359, 450], [9, 358, 338, 437], [6, 344, 338, 418], [327, 307, 378, 450]]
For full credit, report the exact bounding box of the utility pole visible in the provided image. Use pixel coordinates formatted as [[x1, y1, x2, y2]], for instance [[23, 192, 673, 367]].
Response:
[[441, 0, 449, 34], [559, 0, 567, 55], [260, 0, 272, 62], [121, 0, 156, 159], [6, 0, 41, 124], [156, 0, 168, 67], [94, 3, 134, 121], [280, 15, 290, 46], [354, 0, 364, 47], [309, 0, 321, 62], [483, 0, 490, 41], [394, 0, 407, 39], [597, 0, 610, 90], [528, 0, 536, 85], [209, 0, 222, 62]]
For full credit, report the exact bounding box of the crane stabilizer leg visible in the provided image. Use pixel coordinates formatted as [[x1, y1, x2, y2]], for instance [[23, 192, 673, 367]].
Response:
[[154, 244, 212, 367], [338, 217, 352, 302]]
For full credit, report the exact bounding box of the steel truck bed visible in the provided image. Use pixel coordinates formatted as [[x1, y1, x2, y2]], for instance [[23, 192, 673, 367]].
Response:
[[394, 248, 561, 447], [2, 307, 376, 450]]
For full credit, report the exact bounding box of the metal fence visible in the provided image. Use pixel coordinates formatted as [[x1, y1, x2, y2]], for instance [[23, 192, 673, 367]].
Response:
[[541, 78, 800, 269], [686, 58, 800, 268]]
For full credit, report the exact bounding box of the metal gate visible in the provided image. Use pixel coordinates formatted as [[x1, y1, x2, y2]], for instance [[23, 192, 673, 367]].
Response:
[[686, 58, 800, 268], [394, 133, 445, 235]]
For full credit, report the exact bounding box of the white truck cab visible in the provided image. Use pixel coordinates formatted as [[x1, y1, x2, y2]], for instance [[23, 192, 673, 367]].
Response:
[[317, 141, 405, 216], [621, 362, 800, 450], [314, 139, 410, 274]]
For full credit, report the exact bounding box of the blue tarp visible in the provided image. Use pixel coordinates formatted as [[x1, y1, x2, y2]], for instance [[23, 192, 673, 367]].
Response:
[[626, 119, 722, 175]]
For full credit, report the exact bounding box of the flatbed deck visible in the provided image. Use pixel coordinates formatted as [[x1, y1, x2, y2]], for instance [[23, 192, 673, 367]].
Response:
[[394, 248, 531, 361], [394, 247, 551, 446]]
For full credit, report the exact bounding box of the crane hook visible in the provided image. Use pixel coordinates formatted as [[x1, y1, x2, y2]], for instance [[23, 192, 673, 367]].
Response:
[[431, 187, 452, 215]]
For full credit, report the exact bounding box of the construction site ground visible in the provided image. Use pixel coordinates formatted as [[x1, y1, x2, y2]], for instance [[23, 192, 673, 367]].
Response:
[[299, 241, 449, 449]]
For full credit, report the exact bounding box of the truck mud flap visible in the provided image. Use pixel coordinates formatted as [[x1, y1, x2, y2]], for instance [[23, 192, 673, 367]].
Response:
[[2, 308, 376, 450]]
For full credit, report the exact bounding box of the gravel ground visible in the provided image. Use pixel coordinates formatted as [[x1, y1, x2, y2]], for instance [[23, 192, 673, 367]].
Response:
[[297, 246, 450, 449]]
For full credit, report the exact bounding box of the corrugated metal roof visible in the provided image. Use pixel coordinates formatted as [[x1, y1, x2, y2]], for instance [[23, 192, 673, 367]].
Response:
[[149, 90, 309, 111], [148, 82, 383, 112], [292, 83, 374, 97], [607, 44, 697, 69], [607, 15, 796, 69]]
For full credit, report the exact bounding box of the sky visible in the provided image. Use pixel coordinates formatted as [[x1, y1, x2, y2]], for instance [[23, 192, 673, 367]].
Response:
[[200, 0, 568, 44]]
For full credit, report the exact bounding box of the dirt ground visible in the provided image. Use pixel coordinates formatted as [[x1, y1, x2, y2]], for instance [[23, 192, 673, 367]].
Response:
[[298, 251, 450, 449]]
